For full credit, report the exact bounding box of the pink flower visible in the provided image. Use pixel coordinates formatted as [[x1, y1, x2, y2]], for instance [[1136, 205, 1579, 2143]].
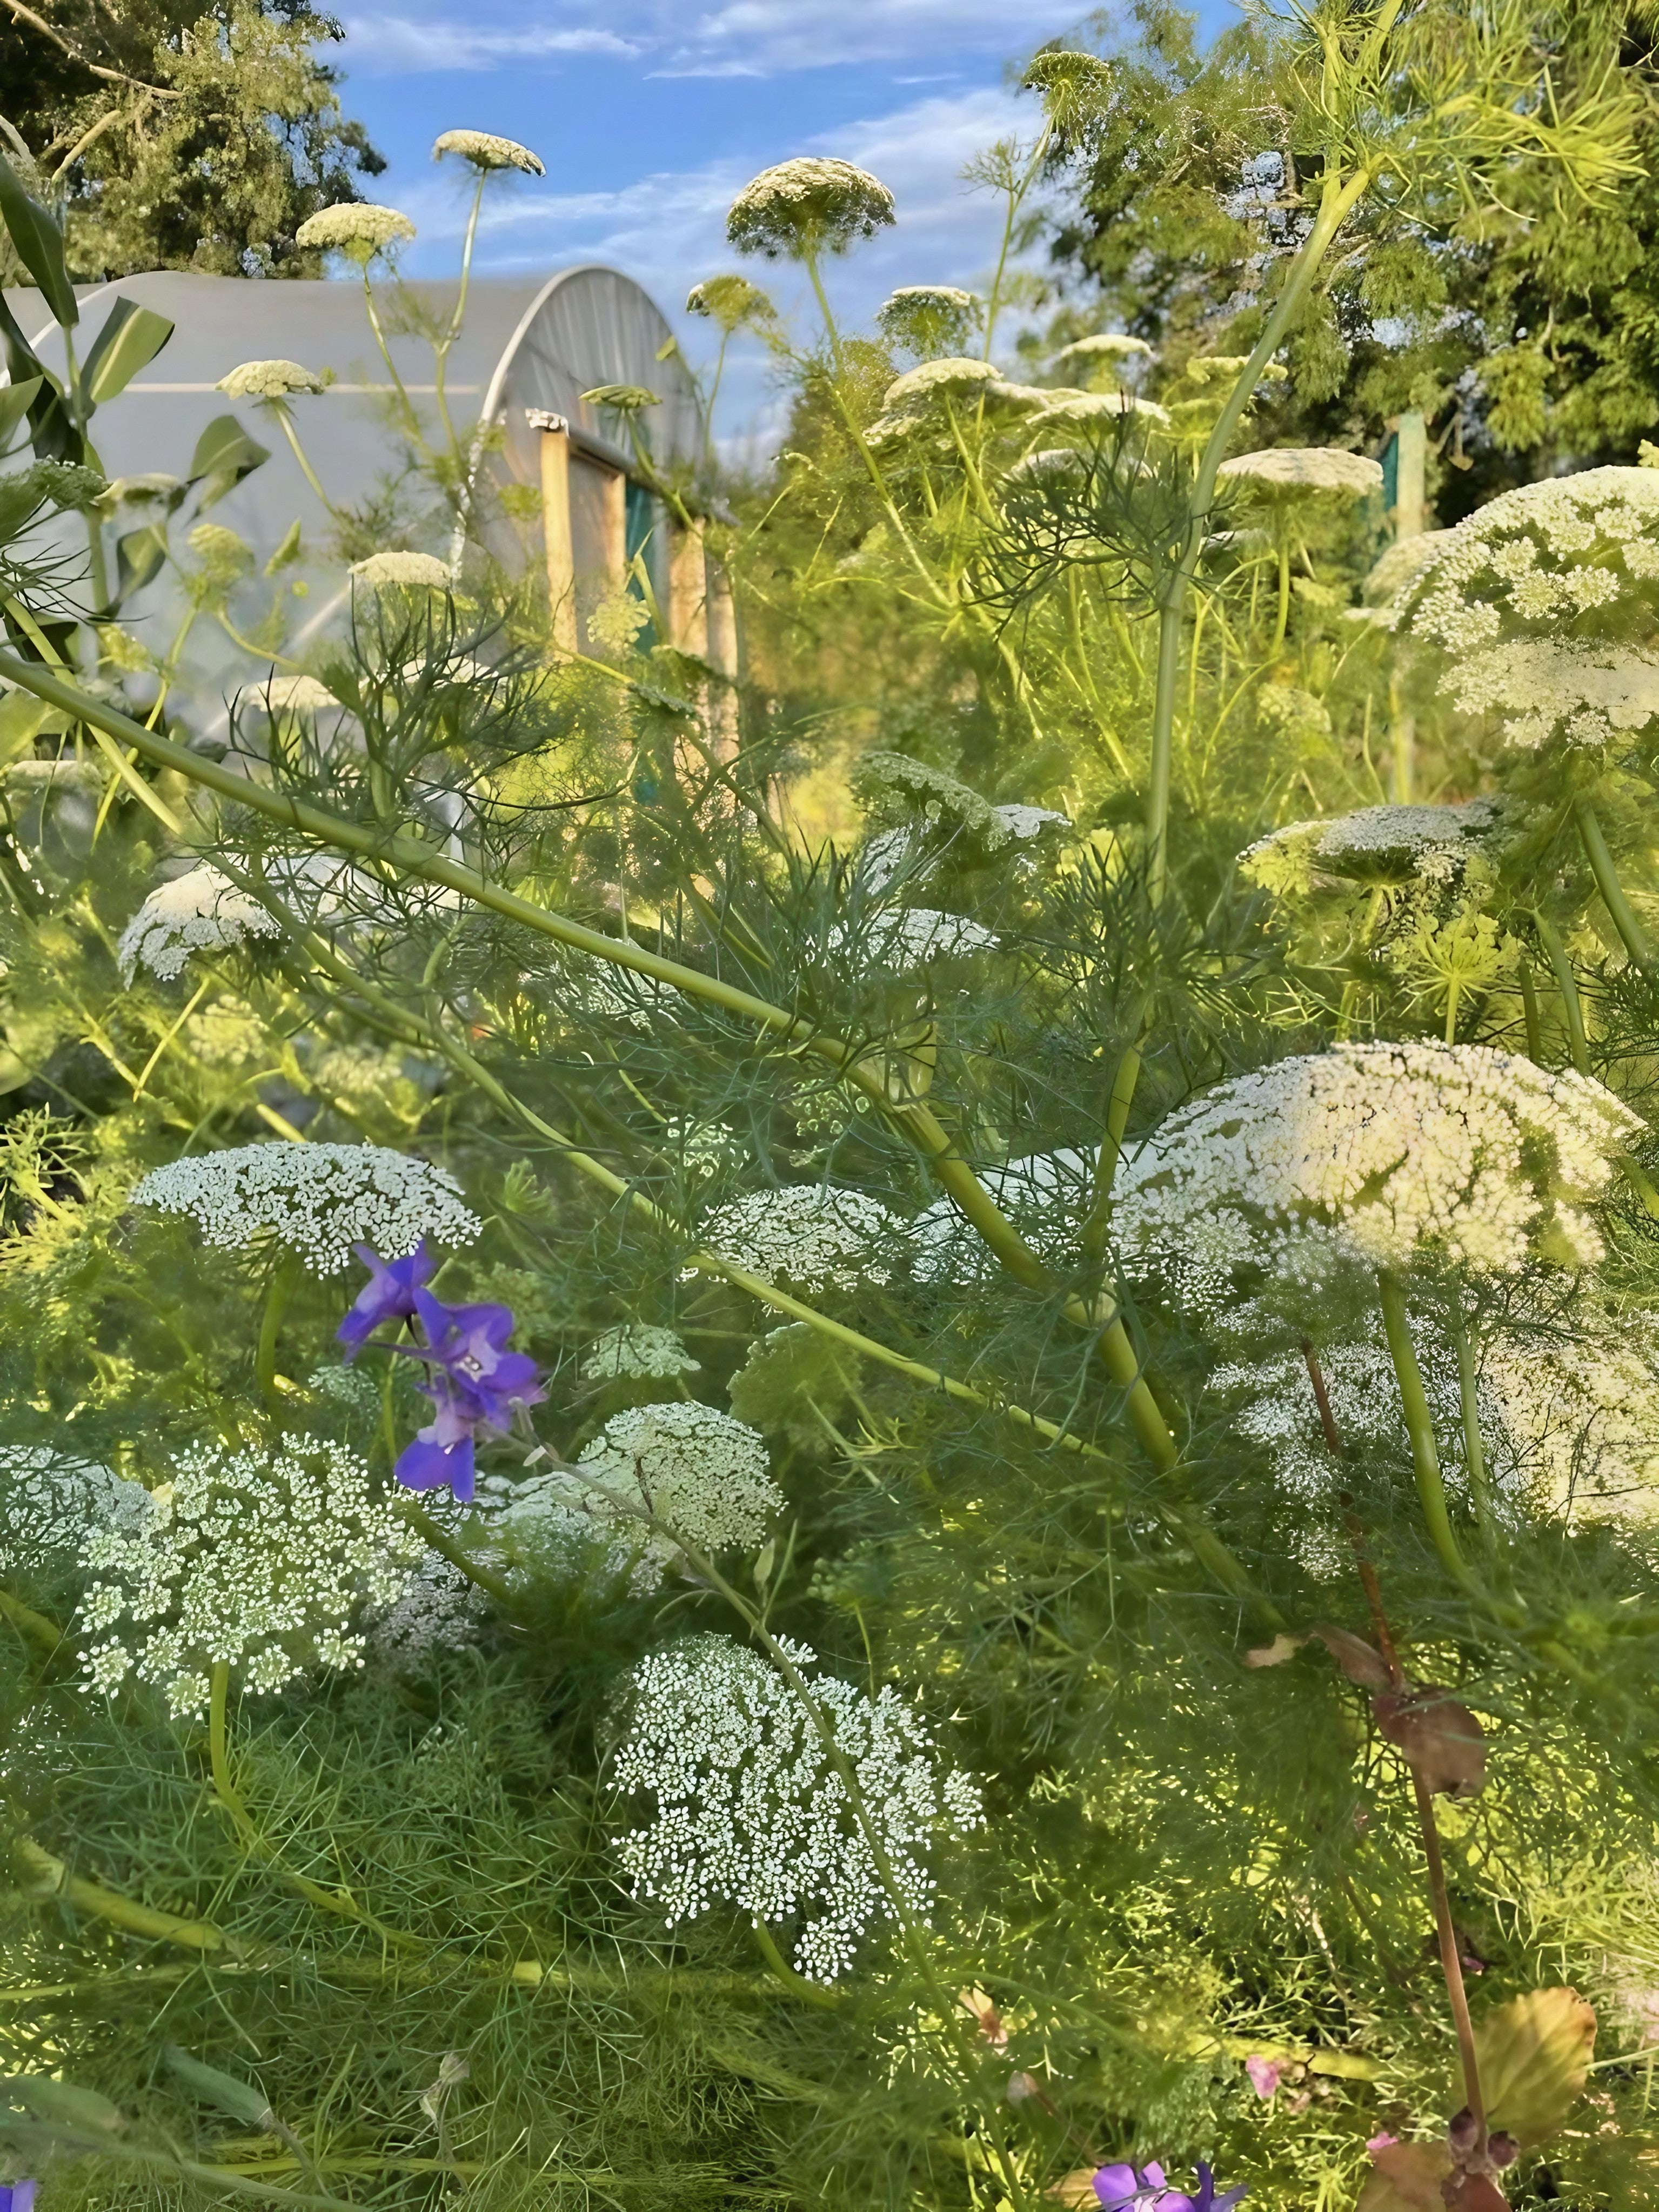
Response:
[[1366, 2133, 1399, 2154], [1245, 2056, 1286, 2100]]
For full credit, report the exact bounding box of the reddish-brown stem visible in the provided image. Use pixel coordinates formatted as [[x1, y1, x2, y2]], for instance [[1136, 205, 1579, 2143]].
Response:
[[1300, 1340, 1489, 2161]]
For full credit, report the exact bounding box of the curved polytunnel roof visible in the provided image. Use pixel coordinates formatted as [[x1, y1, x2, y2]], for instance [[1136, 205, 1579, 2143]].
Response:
[[1, 266, 705, 721]]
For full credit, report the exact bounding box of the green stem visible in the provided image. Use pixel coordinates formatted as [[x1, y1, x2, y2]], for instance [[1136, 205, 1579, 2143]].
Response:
[[434, 170, 486, 464], [1535, 910, 1590, 1074], [1517, 956, 1543, 1062], [255, 1246, 303, 1400], [1273, 540, 1290, 649], [1377, 1270, 1482, 1601], [361, 268, 419, 438], [1575, 796, 1657, 976], [1450, 1313, 1496, 1550], [270, 405, 338, 518]]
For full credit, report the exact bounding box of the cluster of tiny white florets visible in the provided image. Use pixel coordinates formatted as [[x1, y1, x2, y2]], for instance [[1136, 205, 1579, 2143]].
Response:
[[471, 1470, 662, 1597], [77, 1438, 424, 1715], [726, 158, 895, 259], [883, 356, 999, 409], [117, 864, 283, 981], [296, 204, 416, 256], [581, 1324, 701, 1380], [875, 286, 983, 356], [1219, 448, 1383, 498], [0, 1445, 151, 1572], [831, 906, 999, 969], [613, 1633, 984, 1982], [700, 1185, 911, 1291], [559, 948, 678, 1034], [432, 129, 544, 173], [532, 1402, 781, 1581], [1443, 639, 1659, 754], [366, 1548, 490, 1666], [912, 1149, 1096, 1286], [216, 360, 326, 401], [246, 673, 342, 714], [349, 550, 452, 591], [1114, 1042, 1640, 1302], [1395, 466, 1659, 659], [117, 853, 444, 981], [1241, 800, 1498, 895], [130, 1141, 481, 1273]]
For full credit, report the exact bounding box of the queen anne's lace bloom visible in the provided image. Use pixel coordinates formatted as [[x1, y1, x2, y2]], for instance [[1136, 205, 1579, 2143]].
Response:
[[216, 359, 326, 401], [247, 673, 340, 713], [1219, 448, 1383, 497], [875, 286, 982, 356], [727, 158, 894, 259], [366, 1548, 490, 1665], [117, 865, 282, 981], [851, 750, 1000, 837], [0, 1445, 151, 1572], [1042, 390, 1169, 425], [1395, 466, 1659, 658], [883, 357, 999, 408], [1115, 1042, 1641, 1302], [532, 1403, 780, 1582], [350, 550, 451, 591], [580, 1324, 700, 1380], [432, 129, 544, 174], [1443, 639, 1659, 753], [1052, 333, 1153, 365], [1241, 800, 1498, 893], [700, 1186, 911, 1290], [613, 1633, 984, 1981], [831, 907, 999, 969], [78, 1437, 424, 1714], [131, 1142, 481, 1273], [296, 204, 416, 257]]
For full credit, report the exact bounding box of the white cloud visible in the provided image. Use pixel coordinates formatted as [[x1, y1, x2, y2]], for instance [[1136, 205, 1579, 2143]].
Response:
[[340, 0, 1073, 78], [340, 12, 639, 70]]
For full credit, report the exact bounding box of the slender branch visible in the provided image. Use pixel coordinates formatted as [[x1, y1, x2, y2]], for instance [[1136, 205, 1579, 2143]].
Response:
[[1377, 1269, 1484, 1602], [1575, 796, 1657, 977]]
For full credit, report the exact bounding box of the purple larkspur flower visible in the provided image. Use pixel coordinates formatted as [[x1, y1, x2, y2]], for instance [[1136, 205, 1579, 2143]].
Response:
[[1, 2181, 37, 2212], [337, 1241, 436, 1357], [1093, 2163, 1244, 2212], [385, 1289, 544, 1504]]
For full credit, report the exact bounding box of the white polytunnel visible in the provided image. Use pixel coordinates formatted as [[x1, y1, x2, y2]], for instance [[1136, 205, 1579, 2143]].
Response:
[[1, 265, 729, 728]]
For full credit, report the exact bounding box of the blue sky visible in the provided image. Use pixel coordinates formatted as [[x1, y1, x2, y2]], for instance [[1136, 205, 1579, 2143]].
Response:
[[333, 0, 1237, 448]]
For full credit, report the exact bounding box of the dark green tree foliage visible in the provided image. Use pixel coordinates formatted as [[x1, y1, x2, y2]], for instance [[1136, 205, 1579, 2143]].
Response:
[[1050, 1, 1659, 516], [0, 0, 383, 280]]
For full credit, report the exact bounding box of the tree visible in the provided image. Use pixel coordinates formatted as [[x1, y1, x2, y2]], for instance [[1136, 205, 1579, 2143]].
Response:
[[1046, 0, 1659, 520], [0, 0, 383, 280]]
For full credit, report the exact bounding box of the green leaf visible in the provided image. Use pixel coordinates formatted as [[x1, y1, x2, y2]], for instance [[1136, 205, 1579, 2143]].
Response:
[[265, 517, 304, 575], [186, 413, 269, 510], [0, 2074, 124, 2131], [1356, 2142, 1451, 2212], [163, 2043, 276, 2129], [113, 524, 168, 608], [0, 293, 79, 464], [0, 153, 76, 328], [0, 376, 42, 450], [1475, 1986, 1596, 2147], [82, 298, 175, 408]]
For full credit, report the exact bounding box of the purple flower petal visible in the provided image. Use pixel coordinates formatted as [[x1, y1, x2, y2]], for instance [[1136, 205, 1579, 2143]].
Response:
[[337, 1241, 436, 1357], [395, 1430, 475, 1501]]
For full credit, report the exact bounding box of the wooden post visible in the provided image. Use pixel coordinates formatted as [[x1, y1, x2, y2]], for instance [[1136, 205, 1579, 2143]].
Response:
[[1387, 408, 1427, 802], [599, 466, 626, 589], [706, 558, 738, 756], [1393, 409, 1427, 544], [667, 517, 708, 656], [531, 411, 577, 652]]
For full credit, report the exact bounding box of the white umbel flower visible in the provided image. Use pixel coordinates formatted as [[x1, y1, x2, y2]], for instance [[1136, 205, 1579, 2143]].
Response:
[[1395, 465, 1659, 654], [701, 1185, 911, 1291], [581, 1324, 701, 1381], [882, 356, 1000, 409], [1443, 639, 1659, 754], [0, 1444, 152, 1572], [726, 158, 894, 259], [349, 550, 452, 591], [117, 864, 282, 982], [78, 1436, 424, 1713], [913, 1149, 1096, 1286], [1115, 1041, 1641, 1300], [578, 1401, 779, 1558], [130, 1141, 481, 1273], [296, 204, 416, 257], [831, 907, 999, 969], [1042, 391, 1169, 425], [1052, 333, 1154, 364], [216, 360, 326, 400], [245, 674, 340, 714], [1219, 448, 1384, 497], [432, 128, 544, 174], [613, 1633, 984, 1982], [1241, 800, 1498, 893]]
